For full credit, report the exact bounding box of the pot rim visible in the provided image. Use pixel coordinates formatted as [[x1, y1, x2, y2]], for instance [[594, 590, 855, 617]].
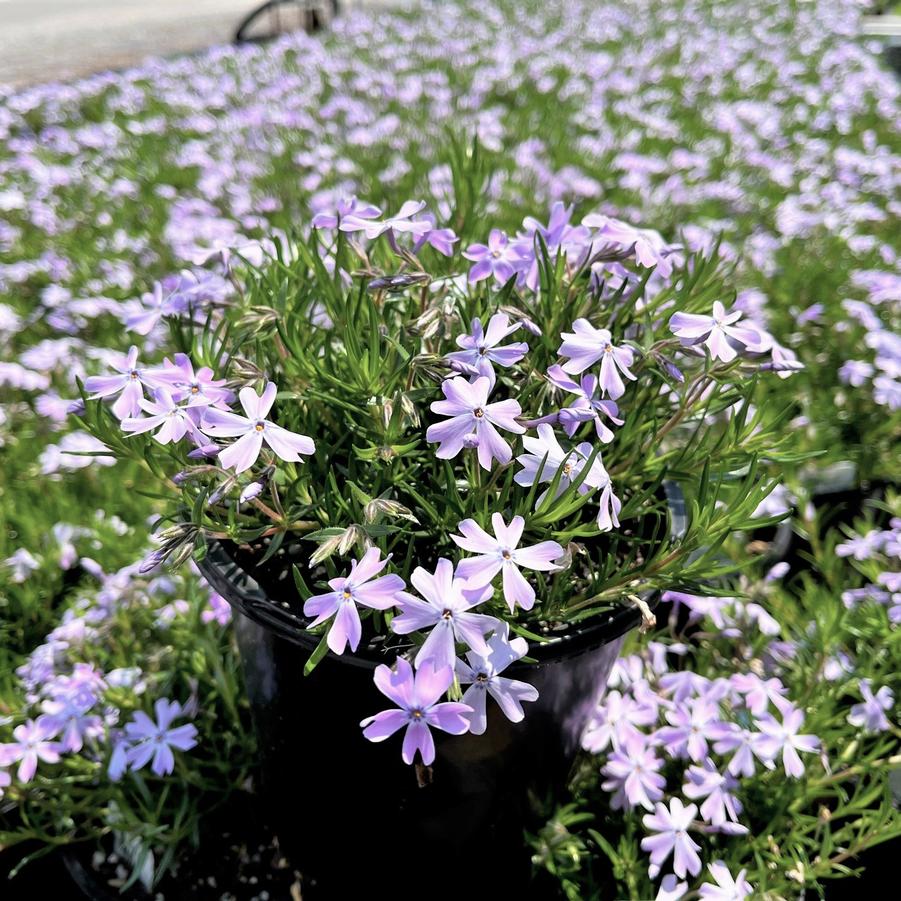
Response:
[[197, 481, 687, 671]]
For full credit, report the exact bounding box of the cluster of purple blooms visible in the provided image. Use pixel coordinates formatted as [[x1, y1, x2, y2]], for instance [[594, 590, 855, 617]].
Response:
[[0, 550, 228, 793], [73, 194, 804, 768], [836, 517, 901, 624], [0, 0, 896, 501], [580, 571, 898, 899], [0, 0, 898, 892], [582, 637, 817, 896], [837, 272, 901, 411], [84, 352, 315, 476], [303, 527, 560, 761]]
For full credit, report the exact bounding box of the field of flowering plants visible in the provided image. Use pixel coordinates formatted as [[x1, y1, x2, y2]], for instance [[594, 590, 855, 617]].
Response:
[[1, 0, 900, 897]]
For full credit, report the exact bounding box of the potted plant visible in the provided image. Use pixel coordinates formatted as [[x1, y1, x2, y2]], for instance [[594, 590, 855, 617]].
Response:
[[76, 197, 793, 893]]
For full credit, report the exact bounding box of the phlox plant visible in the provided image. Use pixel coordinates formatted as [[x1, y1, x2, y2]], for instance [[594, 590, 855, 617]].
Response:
[[0, 536, 253, 891], [0, 0, 898, 894], [74, 197, 802, 763], [531, 491, 901, 899]]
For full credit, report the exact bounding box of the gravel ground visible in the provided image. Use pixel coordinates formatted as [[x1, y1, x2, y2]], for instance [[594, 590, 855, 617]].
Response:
[[0, 0, 385, 89]]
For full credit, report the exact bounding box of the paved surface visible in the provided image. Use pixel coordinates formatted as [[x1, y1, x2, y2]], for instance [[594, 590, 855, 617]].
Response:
[[0, 0, 382, 89]]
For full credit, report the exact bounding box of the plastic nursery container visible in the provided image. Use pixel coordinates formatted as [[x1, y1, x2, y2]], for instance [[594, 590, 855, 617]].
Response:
[[198, 486, 686, 896]]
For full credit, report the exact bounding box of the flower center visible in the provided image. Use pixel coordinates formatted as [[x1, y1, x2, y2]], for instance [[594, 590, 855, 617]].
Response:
[[129, 370, 139, 380], [190, 384, 200, 394], [441, 608, 453, 620], [410, 708, 424, 720], [502, 549, 512, 560], [476, 672, 489, 683], [254, 421, 265, 431], [604, 344, 613, 353], [563, 462, 573, 475], [473, 407, 484, 418], [342, 589, 352, 600]]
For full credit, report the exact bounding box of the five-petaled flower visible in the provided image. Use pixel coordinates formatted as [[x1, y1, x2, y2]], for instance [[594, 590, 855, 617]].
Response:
[[0, 719, 61, 783], [514, 424, 621, 530], [641, 797, 703, 879], [122, 698, 198, 777], [558, 319, 637, 400], [121, 388, 203, 445], [752, 697, 820, 778], [360, 657, 472, 765], [445, 312, 528, 383], [847, 679, 894, 734], [451, 513, 563, 611], [84, 346, 163, 420], [669, 301, 766, 363], [546, 364, 623, 443], [462, 229, 522, 285], [201, 382, 315, 473], [303, 549, 405, 654], [391, 558, 497, 670], [601, 733, 667, 812], [339, 200, 431, 240], [454, 625, 538, 734], [148, 353, 233, 408], [426, 375, 524, 470]]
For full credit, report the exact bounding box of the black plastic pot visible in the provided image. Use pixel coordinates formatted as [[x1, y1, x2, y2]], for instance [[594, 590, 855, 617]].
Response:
[[198, 485, 686, 896]]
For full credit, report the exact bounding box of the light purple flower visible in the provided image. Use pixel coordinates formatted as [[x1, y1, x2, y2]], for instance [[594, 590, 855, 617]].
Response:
[[514, 423, 607, 502], [602, 734, 666, 811], [339, 200, 431, 240], [303, 548, 405, 654], [656, 698, 721, 762], [201, 382, 315, 473], [729, 673, 788, 715], [583, 213, 679, 278], [451, 513, 563, 611], [444, 312, 528, 382], [4, 548, 39, 583], [411, 213, 459, 257], [121, 388, 202, 445], [682, 759, 743, 826], [669, 302, 766, 363], [838, 360, 874, 387], [84, 346, 163, 420], [710, 723, 764, 778], [391, 558, 497, 670], [108, 738, 130, 781], [583, 690, 658, 753], [0, 720, 61, 783], [847, 679, 894, 734], [655, 875, 688, 901], [455, 625, 538, 734], [462, 230, 523, 285], [312, 196, 381, 230], [698, 862, 754, 900], [558, 319, 636, 399], [546, 364, 623, 443], [753, 699, 820, 778], [360, 657, 472, 765], [202, 591, 232, 626], [426, 376, 524, 471], [147, 353, 233, 407], [123, 698, 198, 777], [641, 797, 703, 879], [39, 697, 103, 753]]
